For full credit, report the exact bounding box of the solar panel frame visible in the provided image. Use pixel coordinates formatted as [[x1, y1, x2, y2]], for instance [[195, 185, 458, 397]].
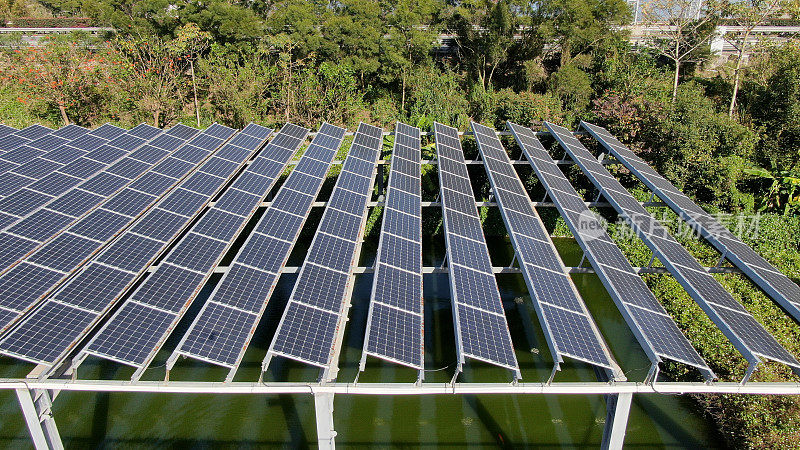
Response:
[[74, 125, 309, 373], [434, 122, 521, 378], [545, 121, 800, 377], [168, 123, 346, 376], [505, 122, 711, 377], [582, 121, 800, 330], [262, 123, 382, 377]]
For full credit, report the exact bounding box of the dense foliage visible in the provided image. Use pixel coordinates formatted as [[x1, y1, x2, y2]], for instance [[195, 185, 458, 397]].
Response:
[[1, 0, 800, 447]]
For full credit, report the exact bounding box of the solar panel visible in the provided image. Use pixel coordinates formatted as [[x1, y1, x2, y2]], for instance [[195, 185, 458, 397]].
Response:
[[360, 122, 424, 372], [0, 125, 223, 345], [0, 126, 91, 183], [0, 124, 240, 366], [545, 121, 800, 380], [0, 125, 16, 139], [505, 122, 711, 378], [582, 122, 800, 330], [433, 122, 520, 378], [76, 125, 309, 375], [256, 123, 380, 378], [167, 123, 344, 378], [0, 124, 163, 232], [0, 125, 52, 153]]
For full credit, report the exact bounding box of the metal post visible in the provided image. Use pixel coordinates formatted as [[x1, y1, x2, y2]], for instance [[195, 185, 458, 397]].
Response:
[[602, 392, 633, 450], [314, 392, 336, 450], [34, 389, 63, 450], [15, 388, 50, 450]]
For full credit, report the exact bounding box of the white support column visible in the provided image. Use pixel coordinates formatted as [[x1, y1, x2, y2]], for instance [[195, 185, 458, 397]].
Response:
[[33, 389, 64, 450], [602, 392, 633, 450], [16, 388, 50, 450], [314, 392, 336, 450]]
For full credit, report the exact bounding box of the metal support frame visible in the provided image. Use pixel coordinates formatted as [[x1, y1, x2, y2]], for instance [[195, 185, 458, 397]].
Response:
[[15, 386, 63, 450], [148, 263, 744, 276], [602, 392, 633, 450], [314, 392, 337, 450]]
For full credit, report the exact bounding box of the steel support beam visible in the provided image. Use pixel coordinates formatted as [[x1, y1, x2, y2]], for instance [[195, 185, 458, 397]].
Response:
[[6, 380, 800, 395], [314, 392, 336, 450], [602, 392, 633, 450], [148, 264, 743, 276], [33, 389, 63, 450], [15, 387, 63, 450]]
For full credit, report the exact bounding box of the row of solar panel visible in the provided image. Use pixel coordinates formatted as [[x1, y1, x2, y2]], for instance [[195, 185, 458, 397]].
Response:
[[433, 122, 520, 375], [0, 120, 796, 383], [267, 123, 382, 374], [362, 122, 424, 370]]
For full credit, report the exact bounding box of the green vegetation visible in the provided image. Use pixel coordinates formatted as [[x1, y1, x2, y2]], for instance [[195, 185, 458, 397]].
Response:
[[1, 0, 800, 447]]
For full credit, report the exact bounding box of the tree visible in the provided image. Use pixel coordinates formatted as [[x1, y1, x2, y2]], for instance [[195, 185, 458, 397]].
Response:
[[638, 0, 719, 101], [720, 0, 799, 117], [112, 23, 209, 127], [264, 0, 328, 59], [5, 34, 111, 125], [746, 41, 800, 172], [170, 23, 211, 127], [533, 0, 631, 66], [449, 0, 519, 90], [199, 43, 278, 128], [381, 0, 441, 112], [320, 0, 383, 88]]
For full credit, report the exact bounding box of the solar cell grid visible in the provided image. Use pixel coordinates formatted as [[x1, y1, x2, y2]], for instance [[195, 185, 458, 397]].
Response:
[[55, 264, 135, 312], [12, 159, 61, 179], [544, 121, 796, 375], [435, 122, 520, 375], [90, 123, 126, 140], [29, 172, 82, 197], [175, 302, 256, 366], [2, 190, 54, 217], [1, 146, 45, 164], [73, 125, 300, 372], [0, 174, 36, 198], [0, 125, 16, 138], [107, 134, 145, 152], [583, 121, 800, 333], [133, 264, 206, 312], [0, 135, 28, 152], [28, 134, 67, 151], [126, 123, 161, 140], [167, 234, 228, 272], [158, 188, 208, 216], [373, 263, 421, 311], [7, 210, 73, 242], [167, 124, 202, 140], [0, 124, 237, 365], [84, 145, 127, 164], [58, 159, 106, 179], [365, 303, 421, 366]]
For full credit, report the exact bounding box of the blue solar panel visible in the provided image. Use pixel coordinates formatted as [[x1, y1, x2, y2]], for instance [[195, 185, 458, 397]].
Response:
[[506, 122, 710, 375], [0, 125, 238, 366], [78, 125, 297, 372], [264, 123, 383, 375], [0, 126, 211, 348], [434, 122, 520, 376], [90, 123, 127, 140], [545, 121, 800, 377], [169, 124, 347, 374], [583, 121, 800, 334]]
